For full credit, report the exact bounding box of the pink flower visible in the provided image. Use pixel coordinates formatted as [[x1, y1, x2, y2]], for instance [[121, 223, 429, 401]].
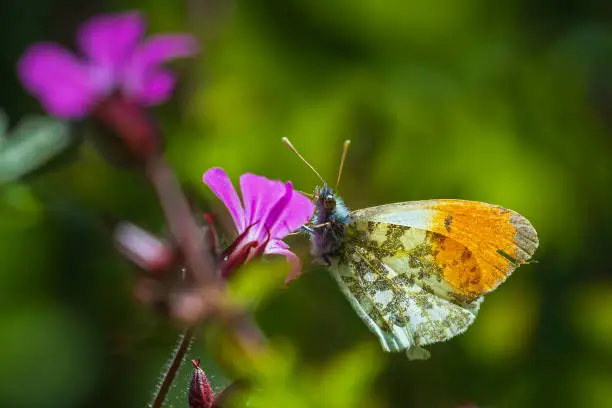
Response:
[[203, 168, 314, 282], [17, 11, 198, 118]]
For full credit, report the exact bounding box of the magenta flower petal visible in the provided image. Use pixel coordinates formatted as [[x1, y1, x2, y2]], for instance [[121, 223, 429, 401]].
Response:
[[122, 34, 198, 103], [132, 68, 176, 105], [77, 11, 145, 69], [262, 182, 293, 234], [129, 34, 199, 69], [17, 43, 99, 118], [268, 189, 314, 239], [204, 168, 315, 279], [266, 239, 303, 283], [18, 11, 198, 116], [203, 168, 245, 231], [239, 173, 286, 228]]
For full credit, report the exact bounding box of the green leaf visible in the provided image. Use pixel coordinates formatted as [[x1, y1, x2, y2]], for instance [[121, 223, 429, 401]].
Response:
[[226, 258, 287, 311], [316, 343, 383, 408], [0, 115, 73, 182], [226, 342, 383, 408]]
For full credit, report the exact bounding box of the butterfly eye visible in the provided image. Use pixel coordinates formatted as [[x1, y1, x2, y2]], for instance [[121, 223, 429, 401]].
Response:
[[324, 195, 336, 210]]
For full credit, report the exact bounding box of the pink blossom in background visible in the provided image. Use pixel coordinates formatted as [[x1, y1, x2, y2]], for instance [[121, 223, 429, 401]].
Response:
[[203, 168, 315, 282], [18, 11, 198, 118]]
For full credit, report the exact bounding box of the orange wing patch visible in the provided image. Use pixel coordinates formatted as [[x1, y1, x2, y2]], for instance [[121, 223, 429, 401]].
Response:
[[428, 201, 538, 296], [430, 234, 485, 296]]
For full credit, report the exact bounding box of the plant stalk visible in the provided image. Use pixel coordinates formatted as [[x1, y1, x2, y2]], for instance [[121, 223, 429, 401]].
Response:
[[151, 327, 196, 408]]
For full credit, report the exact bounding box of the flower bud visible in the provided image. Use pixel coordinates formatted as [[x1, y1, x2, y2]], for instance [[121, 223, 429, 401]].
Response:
[[189, 359, 215, 408], [114, 222, 175, 272]]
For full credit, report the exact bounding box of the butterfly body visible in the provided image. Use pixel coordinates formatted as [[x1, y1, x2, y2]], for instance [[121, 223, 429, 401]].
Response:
[[282, 137, 538, 360], [308, 184, 350, 264], [307, 189, 538, 360]]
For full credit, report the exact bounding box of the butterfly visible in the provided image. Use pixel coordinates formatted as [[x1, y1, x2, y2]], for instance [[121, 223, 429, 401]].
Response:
[[282, 138, 539, 360]]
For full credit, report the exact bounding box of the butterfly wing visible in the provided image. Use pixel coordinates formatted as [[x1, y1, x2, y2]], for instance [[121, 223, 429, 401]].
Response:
[[349, 199, 538, 300], [332, 199, 538, 358], [332, 242, 480, 360]]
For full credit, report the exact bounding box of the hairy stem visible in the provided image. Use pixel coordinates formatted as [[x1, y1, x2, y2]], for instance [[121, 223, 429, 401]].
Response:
[[145, 154, 216, 407], [151, 327, 196, 408], [144, 153, 266, 406]]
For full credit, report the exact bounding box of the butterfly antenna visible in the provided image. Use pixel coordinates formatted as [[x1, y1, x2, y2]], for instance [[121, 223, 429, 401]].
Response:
[[282, 137, 325, 184], [297, 189, 316, 199], [335, 139, 351, 190]]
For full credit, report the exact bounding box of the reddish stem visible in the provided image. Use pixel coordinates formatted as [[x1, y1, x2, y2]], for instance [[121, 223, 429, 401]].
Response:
[[143, 152, 265, 408], [145, 155, 218, 286], [93, 95, 161, 160], [151, 327, 195, 408], [145, 155, 219, 408]]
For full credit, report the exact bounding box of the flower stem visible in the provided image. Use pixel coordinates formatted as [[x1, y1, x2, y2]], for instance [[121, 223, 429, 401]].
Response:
[[151, 327, 196, 408], [145, 155, 217, 406], [144, 154, 266, 404], [145, 155, 218, 286], [93, 95, 161, 161]]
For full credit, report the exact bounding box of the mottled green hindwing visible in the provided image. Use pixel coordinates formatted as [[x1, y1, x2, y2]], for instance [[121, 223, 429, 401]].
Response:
[[330, 220, 482, 360]]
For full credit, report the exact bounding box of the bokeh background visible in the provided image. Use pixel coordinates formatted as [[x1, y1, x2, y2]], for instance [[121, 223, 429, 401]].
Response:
[[1, 0, 612, 407]]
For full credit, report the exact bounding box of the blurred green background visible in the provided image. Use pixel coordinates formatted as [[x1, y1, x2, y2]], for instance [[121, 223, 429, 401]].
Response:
[[1, 0, 612, 407]]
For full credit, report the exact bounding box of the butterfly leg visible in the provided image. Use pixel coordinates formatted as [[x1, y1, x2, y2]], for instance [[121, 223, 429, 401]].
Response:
[[311, 222, 332, 229], [299, 224, 316, 234], [299, 221, 332, 234]]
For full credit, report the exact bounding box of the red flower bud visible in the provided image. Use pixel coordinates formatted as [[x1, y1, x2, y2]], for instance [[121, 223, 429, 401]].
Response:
[[189, 359, 215, 408]]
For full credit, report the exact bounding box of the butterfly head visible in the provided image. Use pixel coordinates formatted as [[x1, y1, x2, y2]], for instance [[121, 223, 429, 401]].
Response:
[[317, 184, 336, 210], [313, 184, 350, 226], [321, 189, 336, 211], [282, 138, 352, 262]]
